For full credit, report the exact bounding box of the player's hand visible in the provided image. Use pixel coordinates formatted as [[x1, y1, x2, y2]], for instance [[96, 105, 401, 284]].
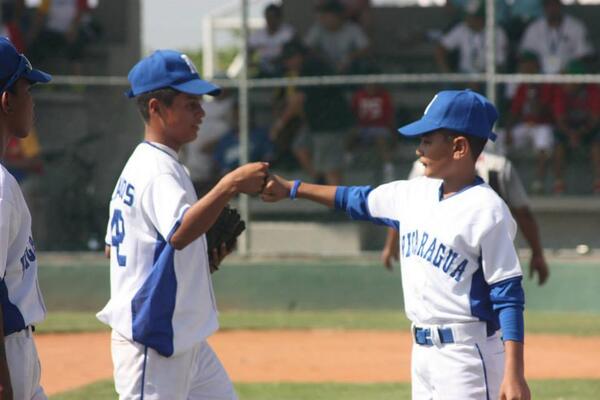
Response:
[[499, 373, 531, 400], [261, 175, 292, 202], [209, 242, 231, 274], [529, 252, 549, 286], [381, 242, 399, 271], [224, 162, 269, 195]]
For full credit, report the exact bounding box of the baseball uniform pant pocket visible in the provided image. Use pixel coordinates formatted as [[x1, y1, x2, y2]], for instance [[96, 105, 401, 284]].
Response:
[[5, 327, 47, 400], [111, 331, 236, 400]]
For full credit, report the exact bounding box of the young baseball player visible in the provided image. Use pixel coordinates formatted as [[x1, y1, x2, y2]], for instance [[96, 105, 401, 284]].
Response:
[[97, 49, 268, 400], [262, 90, 531, 400], [0, 37, 51, 400], [382, 150, 550, 286]]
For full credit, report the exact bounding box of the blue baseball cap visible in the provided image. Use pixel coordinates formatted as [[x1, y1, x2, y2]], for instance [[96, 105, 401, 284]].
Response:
[[398, 90, 498, 142], [0, 37, 52, 93], [126, 50, 221, 98]]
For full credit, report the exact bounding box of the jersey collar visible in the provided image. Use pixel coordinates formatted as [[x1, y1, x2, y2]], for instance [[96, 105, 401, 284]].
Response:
[[143, 141, 180, 161], [438, 176, 485, 201]]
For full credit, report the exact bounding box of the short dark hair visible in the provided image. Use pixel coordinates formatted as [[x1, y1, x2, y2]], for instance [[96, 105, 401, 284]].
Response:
[[280, 38, 308, 62], [317, 0, 344, 14], [265, 3, 282, 16], [0, 77, 18, 94], [443, 130, 487, 160], [135, 87, 180, 122]]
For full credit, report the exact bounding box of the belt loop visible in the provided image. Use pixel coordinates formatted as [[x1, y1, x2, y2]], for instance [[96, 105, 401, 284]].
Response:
[[430, 328, 442, 347]]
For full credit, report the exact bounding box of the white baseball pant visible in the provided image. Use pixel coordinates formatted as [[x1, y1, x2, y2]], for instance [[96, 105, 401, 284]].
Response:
[[411, 322, 505, 400], [5, 326, 47, 400], [111, 330, 237, 400]]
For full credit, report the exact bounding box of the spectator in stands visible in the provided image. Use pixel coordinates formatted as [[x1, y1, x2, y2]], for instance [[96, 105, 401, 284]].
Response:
[[182, 88, 235, 196], [551, 61, 600, 194], [213, 104, 274, 175], [519, 0, 593, 75], [504, 0, 544, 43], [505, 52, 555, 194], [435, 0, 508, 77], [28, 0, 100, 74], [348, 66, 396, 182], [448, 0, 510, 25], [1, 0, 26, 51], [274, 39, 354, 185], [3, 131, 43, 184], [305, 0, 369, 74], [248, 3, 295, 78], [339, 0, 372, 34]]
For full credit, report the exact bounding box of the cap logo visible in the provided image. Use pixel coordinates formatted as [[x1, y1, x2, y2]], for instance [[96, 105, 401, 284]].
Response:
[[180, 54, 199, 75], [423, 94, 438, 116]]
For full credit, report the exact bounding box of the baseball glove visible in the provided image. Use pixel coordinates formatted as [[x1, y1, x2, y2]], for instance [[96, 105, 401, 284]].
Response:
[[206, 205, 245, 273]]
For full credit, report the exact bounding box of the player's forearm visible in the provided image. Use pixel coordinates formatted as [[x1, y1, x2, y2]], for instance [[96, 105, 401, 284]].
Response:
[[294, 181, 338, 208], [513, 208, 543, 256], [503, 340, 526, 379], [169, 179, 237, 250], [384, 228, 399, 252]]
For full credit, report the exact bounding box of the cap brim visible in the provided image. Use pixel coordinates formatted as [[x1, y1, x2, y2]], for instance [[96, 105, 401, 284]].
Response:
[[23, 68, 52, 84], [172, 79, 221, 97], [397, 118, 440, 138]]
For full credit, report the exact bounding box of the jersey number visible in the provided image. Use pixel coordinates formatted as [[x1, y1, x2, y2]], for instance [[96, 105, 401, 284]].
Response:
[[111, 209, 127, 267]]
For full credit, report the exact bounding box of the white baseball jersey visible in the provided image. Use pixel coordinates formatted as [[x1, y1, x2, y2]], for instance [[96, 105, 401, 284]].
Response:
[[440, 22, 508, 73], [336, 177, 523, 334], [97, 141, 218, 357], [519, 15, 593, 74], [0, 164, 46, 335]]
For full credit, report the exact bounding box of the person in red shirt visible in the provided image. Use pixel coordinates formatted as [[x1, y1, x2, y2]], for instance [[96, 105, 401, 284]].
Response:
[[348, 80, 395, 182], [551, 61, 600, 194], [506, 52, 555, 194]]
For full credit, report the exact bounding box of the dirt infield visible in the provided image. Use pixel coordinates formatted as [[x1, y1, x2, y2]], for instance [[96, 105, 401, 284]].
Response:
[[37, 330, 600, 395]]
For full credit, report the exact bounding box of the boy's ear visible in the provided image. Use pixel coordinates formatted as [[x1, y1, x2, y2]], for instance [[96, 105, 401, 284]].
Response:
[[452, 136, 470, 160], [0, 91, 12, 114], [148, 97, 162, 118]]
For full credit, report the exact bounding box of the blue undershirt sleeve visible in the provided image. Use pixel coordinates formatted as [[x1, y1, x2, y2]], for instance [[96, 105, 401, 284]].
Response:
[[490, 277, 525, 342], [334, 186, 398, 229]]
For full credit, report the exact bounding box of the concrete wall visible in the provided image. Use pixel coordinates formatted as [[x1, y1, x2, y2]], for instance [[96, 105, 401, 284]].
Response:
[[31, 1, 143, 249]]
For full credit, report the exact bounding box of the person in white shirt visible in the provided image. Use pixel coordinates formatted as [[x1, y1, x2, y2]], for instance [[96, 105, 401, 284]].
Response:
[[305, 0, 369, 74], [0, 36, 52, 400], [435, 0, 508, 74], [248, 3, 295, 77], [519, 0, 593, 74], [98, 49, 269, 400]]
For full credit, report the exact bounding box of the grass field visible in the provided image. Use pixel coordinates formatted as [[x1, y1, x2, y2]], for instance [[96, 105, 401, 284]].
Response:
[[37, 309, 600, 335], [50, 380, 600, 400], [37, 256, 600, 398]]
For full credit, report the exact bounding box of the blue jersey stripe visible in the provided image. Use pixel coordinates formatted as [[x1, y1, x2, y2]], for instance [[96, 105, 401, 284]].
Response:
[[475, 343, 490, 400], [140, 346, 148, 399], [131, 240, 177, 357], [0, 279, 26, 335], [468, 256, 499, 336]]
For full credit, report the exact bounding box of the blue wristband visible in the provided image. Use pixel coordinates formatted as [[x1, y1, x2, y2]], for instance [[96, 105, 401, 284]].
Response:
[[290, 179, 302, 200]]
